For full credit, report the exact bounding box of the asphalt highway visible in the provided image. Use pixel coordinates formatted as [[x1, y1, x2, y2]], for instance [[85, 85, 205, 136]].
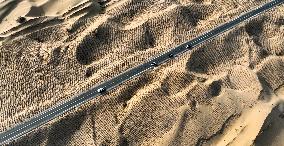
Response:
[[1, 0, 284, 144]]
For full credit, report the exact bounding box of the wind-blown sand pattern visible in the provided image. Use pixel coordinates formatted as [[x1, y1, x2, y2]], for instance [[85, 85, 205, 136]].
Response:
[[1, 0, 284, 145]]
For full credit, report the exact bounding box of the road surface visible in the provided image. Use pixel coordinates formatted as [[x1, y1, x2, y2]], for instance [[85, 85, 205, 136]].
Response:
[[1, 0, 284, 144]]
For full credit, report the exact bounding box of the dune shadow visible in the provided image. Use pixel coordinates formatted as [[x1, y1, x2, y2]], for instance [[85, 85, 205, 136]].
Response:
[[26, 6, 45, 17], [75, 24, 111, 65], [254, 102, 284, 146], [45, 110, 87, 146], [0, 0, 21, 23]]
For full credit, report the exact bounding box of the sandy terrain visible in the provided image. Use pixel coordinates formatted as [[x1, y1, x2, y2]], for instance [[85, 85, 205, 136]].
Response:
[[1, 0, 284, 145]]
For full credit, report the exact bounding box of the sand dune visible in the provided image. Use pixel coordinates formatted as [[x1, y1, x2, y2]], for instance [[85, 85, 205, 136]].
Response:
[[0, 0, 88, 34], [1, 0, 284, 145]]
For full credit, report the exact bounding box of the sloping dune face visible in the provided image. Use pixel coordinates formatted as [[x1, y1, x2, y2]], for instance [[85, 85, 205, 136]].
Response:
[[0, 0, 88, 34], [1, 0, 284, 145]]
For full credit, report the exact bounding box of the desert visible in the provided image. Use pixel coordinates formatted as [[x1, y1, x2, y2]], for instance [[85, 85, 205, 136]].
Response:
[[1, 0, 284, 145]]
